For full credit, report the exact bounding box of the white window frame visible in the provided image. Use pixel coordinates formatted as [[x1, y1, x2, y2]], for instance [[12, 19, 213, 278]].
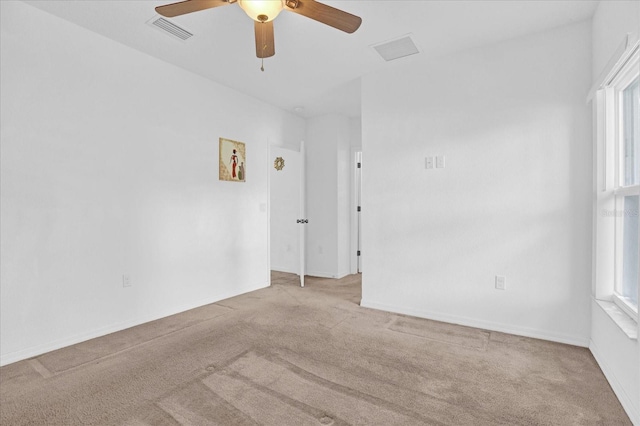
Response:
[[601, 45, 640, 322], [613, 58, 639, 319]]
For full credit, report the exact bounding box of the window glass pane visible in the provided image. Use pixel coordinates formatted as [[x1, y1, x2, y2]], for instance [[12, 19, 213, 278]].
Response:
[[621, 195, 639, 308], [622, 78, 639, 186]]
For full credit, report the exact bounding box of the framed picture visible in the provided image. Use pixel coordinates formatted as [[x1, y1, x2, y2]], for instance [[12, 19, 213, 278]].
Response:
[[219, 137, 246, 182]]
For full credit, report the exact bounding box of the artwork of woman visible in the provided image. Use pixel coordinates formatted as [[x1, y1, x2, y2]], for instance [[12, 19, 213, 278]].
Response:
[[219, 138, 245, 182], [229, 149, 238, 179]]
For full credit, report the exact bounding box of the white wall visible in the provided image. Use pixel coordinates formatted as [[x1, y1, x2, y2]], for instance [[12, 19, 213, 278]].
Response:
[[589, 1, 640, 423], [590, 302, 639, 424], [0, 1, 305, 366], [305, 114, 352, 278], [361, 21, 593, 346], [306, 115, 339, 277], [336, 117, 352, 278], [592, 0, 640, 81], [350, 118, 362, 150]]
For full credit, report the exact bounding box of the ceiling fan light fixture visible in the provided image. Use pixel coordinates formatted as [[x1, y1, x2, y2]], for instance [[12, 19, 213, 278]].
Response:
[[238, 0, 284, 22]]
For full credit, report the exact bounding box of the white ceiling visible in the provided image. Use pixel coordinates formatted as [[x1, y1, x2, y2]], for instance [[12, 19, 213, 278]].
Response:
[[24, 0, 598, 118]]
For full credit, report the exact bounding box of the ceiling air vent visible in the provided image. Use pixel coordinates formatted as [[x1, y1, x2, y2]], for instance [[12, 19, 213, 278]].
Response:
[[148, 16, 193, 41], [372, 35, 420, 62]]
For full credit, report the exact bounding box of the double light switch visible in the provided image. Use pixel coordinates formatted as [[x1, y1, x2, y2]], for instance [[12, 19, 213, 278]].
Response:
[[425, 156, 445, 169]]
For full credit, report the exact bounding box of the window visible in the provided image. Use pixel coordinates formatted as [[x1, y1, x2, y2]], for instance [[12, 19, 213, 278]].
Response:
[[608, 49, 639, 319]]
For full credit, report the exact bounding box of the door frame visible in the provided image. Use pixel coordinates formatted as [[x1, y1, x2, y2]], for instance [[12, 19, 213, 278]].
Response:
[[350, 148, 362, 274]]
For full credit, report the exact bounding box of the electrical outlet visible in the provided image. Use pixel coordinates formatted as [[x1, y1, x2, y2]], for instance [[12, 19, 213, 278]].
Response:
[[123, 274, 131, 288], [495, 275, 506, 290], [436, 155, 446, 169]]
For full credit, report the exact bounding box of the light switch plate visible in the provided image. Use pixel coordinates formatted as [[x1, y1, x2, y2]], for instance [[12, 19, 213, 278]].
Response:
[[425, 157, 434, 169]]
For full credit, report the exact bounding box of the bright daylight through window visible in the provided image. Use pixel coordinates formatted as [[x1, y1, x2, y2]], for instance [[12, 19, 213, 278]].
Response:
[[612, 56, 639, 319]]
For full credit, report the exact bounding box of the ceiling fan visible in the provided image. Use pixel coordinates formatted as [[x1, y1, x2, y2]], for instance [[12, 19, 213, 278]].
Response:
[[155, 0, 362, 70]]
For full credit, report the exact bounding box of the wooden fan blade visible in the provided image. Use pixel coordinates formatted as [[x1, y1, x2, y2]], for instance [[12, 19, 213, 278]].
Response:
[[255, 21, 275, 58], [284, 0, 361, 33], [155, 0, 229, 18]]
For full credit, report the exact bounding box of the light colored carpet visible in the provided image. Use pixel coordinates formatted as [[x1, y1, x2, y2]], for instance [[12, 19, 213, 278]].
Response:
[[0, 272, 631, 425]]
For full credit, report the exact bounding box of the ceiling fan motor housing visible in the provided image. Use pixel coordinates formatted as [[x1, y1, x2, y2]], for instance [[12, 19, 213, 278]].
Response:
[[238, 0, 284, 22]]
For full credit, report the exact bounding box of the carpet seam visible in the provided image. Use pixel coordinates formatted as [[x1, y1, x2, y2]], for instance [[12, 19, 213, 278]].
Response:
[[38, 312, 234, 376]]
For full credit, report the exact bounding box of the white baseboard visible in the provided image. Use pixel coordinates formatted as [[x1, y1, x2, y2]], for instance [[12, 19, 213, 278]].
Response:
[[336, 269, 351, 279], [305, 270, 338, 279], [271, 266, 299, 275], [272, 268, 351, 280], [0, 281, 269, 367], [589, 340, 640, 425], [360, 299, 590, 347], [275, 269, 350, 280]]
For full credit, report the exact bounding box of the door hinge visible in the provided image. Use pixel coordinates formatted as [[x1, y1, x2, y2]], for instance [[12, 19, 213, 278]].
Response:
[[357, 162, 361, 168], [357, 250, 361, 256], [357, 206, 361, 212]]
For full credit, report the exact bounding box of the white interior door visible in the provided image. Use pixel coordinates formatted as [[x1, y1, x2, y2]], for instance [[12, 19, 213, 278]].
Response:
[[270, 144, 306, 286]]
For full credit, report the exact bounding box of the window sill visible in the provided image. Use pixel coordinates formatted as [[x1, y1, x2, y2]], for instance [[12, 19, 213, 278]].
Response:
[[596, 300, 638, 340]]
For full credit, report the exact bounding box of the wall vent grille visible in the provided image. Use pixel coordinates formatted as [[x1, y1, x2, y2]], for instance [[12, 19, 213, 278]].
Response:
[[372, 35, 419, 62], [149, 17, 193, 41]]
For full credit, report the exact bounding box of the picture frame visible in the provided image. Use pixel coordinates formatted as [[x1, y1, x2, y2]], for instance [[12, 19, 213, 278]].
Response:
[[219, 137, 246, 182]]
